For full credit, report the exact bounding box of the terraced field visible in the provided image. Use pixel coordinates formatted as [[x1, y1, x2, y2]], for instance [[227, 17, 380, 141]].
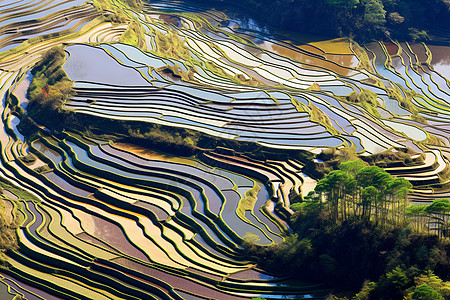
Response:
[[0, 0, 450, 298]]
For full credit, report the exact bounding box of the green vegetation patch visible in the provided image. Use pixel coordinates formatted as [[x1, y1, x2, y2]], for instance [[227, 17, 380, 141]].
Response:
[[153, 30, 191, 61], [350, 40, 371, 71], [151, 26, 261, 86], [124, 124, 198, 157], [202, 0, 449, 42], [362, 147, 424, 168], [386, 88, 420, 116], [0, 178, 40, 203], [5, 92, 25, 119], [0, 197, 19, 266], [120, 20, 146, 50], [18, 154, 36, 164], [93, 0, 142, 12], [303, 147, 360, 179], [292, 97, 341, 136], [237, 184, 261, 218], [345, 88, 380, 117], [28, 47, 73, 116], [303, 147, 423, 180]]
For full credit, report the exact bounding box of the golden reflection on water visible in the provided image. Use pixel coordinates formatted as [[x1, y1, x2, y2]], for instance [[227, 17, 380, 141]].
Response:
[[253, 37, 358, 76], [274, 44, 357, 76], [113, 143, 196, 165], [309, 38, 353, 54], [324, 54, 359, 68]]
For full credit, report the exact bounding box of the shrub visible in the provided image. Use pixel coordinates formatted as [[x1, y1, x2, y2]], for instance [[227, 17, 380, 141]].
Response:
[[411, 283, 443, 300]]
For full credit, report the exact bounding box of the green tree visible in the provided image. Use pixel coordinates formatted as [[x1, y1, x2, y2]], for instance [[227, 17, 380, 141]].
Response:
[[386, 266, 410, 290], [425, 199, 450, 238], [414, 271, 450, 298], [339, 160, 368, 177], [361, 186, 377, 220], [388, 177, 413, 224], [356, 166, 391, 189], [411, 283, 443, 300], [356, 166, 393, 222], [353, 280, 377, 300], [362, 0, 386, 27], [406, 204, 427, 232], [316, 170, 355, 221]]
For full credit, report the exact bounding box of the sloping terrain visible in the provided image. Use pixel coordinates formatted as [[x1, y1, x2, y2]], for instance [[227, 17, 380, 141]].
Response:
[[0, 0, 449, 299]]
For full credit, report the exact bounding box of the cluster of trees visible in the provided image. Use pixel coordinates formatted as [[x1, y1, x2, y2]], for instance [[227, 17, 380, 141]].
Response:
[[407, 199, 450, 238], [124, 125, 198, 156], [353, 269, 450, 300], [300, 159, 450, 238], [196, 0, 450, 42], [28, 47, 73, 110], [244, 160, 450, 299], [361, 146, 424, 168], [298, 160, 412, 226], [26, 47, 74, 130]]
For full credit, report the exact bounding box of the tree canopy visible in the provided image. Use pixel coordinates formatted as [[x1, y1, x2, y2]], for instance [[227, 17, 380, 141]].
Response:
[[309, 160, 412, 225], [198, 0, 450, 41]]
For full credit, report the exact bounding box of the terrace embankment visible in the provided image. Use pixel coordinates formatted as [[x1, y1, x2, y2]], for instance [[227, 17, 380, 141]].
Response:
[[22, 48, 314, 164], [5, 1, 450, 298], [22, 44, 446, 193], [303, 147, 426, 180]]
